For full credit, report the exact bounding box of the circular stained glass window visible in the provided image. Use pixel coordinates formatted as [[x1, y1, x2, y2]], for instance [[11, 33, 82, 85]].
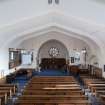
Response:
[[49, 47, 59, 57]]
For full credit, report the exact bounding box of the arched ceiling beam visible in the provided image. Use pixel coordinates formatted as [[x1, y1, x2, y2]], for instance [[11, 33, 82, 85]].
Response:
[[0, 11, 104, 54]]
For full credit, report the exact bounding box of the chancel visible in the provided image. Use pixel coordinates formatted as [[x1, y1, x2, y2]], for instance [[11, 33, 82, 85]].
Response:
[[0, 0, 105, 105]]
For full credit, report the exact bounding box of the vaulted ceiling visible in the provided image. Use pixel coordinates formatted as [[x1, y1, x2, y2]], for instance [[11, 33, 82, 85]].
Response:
[[1, 0, 105, 71], [0, 0, 105, 53]]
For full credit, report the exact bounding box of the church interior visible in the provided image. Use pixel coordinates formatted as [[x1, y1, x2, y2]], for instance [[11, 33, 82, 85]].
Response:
[[0, 0, 105, 105]]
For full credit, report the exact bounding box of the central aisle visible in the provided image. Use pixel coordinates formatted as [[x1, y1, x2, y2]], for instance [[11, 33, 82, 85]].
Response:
[[34, 69, 69, 76]]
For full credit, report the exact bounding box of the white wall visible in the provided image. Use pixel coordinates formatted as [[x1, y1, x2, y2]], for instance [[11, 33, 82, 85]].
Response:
[[0, 0, 105, 25], [0, 31, 103, 77], [0, 49, 8, 70], [0, 48, 10, 78], [0, 0, 105, 77], [18, 32, 91, 67], [0, 0, 51, 25]]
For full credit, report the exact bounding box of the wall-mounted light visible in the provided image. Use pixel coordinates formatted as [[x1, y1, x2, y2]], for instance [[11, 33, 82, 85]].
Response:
[[48, 0, 60, 5], [81, 48, 87, 54], [55, 0, 59, 4], [48, 0, 52, 4]]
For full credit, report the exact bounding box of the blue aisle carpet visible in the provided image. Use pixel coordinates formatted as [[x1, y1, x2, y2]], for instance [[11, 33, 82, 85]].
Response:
[[34, 69, 70, 76]]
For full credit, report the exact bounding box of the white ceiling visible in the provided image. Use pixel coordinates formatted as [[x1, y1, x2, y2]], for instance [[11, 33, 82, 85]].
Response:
[[0, 0, 105, 52]]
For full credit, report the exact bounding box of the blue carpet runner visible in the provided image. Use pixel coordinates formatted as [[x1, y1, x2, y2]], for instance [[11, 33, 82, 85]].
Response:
[[33, 69, 70, 76]]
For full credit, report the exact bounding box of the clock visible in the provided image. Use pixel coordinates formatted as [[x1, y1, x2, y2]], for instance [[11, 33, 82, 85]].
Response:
[[49, 47, 59, 57]]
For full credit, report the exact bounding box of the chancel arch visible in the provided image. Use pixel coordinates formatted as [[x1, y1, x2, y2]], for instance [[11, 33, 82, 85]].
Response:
[[37, 39, 69, 70], [17, 32, 92, 70], [37, 39, 69, 60]]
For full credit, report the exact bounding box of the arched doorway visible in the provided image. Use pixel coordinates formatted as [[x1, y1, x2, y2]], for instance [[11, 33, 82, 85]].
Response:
[[37, 39, 69, 70]]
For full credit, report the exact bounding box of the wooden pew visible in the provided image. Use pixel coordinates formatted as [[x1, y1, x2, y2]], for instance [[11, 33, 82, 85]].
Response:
[[82, 78, 105, 85], [0, 91, 8, 104], [99, 94, 105, 105], [26, 84, 80, 89], [15, 76, 91, 105], [0, 83, 17, 105], [82, 78, 105, 96], [19, 94, 88, 100], [14, 99, 91, 105], [30, 76, 75, 82], [28, 81, 78, 84], [80, 75, 105, 104], [90, 87, 105, 96], [0, 87, 14, 97], [24, 87, 81, 91], [23, 90, 84, 95], [96, 91, 105, 97], [30, 79, 76, 82], [0, 84, 17, 94], [0, 94, 6, 105]]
